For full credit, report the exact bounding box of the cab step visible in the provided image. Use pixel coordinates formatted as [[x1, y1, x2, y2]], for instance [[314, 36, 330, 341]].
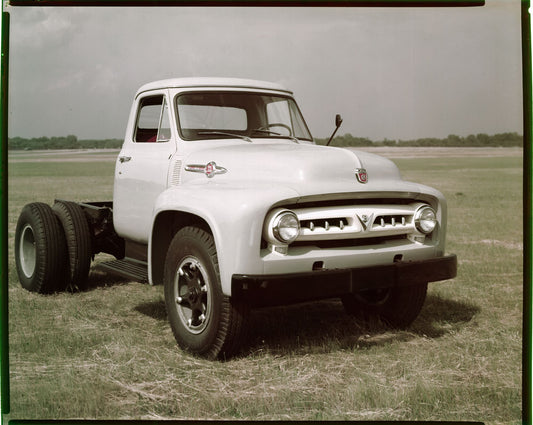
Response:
[[96, 258, 148, 283]]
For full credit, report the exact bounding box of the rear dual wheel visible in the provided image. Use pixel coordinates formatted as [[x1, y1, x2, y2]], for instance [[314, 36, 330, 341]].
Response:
[[14, 201, 93, 293], [15, 203, 68, 293], [52, 201, 93, 291]]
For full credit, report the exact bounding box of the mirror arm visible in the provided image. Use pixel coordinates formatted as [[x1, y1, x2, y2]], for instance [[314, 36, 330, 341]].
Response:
[[326, 114, 343, 146], [326, 127, 340, 146]]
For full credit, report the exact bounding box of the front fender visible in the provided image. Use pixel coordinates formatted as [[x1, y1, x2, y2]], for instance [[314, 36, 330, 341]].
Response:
[[149, 181, 299, 295]]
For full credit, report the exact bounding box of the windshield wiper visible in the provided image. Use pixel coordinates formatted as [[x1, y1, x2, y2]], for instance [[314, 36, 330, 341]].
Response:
[[197, 131, 252, 143], [250, 128, 299, 144]]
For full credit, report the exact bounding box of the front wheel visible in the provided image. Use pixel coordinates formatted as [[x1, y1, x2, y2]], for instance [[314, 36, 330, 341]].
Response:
[[164, 227, 249, 360], [341, 283, 428, 329]]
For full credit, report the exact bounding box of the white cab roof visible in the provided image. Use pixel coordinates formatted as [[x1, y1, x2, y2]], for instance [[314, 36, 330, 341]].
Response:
[[135, 77, 292, 98]]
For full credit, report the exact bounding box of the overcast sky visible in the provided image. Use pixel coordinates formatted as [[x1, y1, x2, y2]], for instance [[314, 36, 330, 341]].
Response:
[[5, 1, 523, 141]]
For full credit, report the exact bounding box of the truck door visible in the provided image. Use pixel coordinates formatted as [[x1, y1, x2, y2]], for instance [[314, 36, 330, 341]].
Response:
[[113, 91, 176, 243]]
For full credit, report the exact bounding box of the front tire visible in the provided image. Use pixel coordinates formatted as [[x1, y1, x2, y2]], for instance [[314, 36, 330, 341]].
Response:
[[14, 203, 68, 294], [164, 227, 249, 360], [341, 283, 428, 329]]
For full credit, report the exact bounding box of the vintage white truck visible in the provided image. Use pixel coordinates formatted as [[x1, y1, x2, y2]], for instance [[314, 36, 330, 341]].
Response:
[[15, 77, 457, 359]]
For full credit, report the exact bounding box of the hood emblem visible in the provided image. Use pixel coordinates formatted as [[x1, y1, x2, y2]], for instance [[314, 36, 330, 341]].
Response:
[[355, 168, 368, 184], [185, 161, 227, 178]]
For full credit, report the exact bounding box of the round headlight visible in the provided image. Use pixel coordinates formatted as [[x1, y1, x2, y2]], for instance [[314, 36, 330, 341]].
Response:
[[273, 211, 300, 244], [414, 205, 437, 234]]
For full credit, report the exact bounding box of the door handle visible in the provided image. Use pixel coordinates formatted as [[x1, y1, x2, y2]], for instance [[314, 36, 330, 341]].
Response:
[[119, 156, 132, 163]]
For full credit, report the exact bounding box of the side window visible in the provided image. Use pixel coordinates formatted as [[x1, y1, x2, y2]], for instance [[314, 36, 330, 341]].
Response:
[[135, 95, 171, 143]]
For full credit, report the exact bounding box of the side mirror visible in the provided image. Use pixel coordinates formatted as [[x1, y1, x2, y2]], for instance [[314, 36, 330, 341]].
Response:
[[326, 114, 343, 146]]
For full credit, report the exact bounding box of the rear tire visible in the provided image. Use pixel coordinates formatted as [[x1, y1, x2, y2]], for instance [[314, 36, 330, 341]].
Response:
[[14, 203, 68, 294], [341, 283, 428, 328], [52, 201, 93, 291], [164, 226, 249, 360]]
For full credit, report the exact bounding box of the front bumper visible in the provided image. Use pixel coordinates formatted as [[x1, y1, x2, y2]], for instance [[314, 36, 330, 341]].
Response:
[[232, 254, 457, 307]]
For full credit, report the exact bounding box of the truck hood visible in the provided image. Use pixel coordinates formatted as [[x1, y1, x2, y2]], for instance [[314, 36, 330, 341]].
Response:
[[180, 141, 425, 198]]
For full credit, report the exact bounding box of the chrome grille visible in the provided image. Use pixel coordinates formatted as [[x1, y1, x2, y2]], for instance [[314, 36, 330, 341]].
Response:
[[373, 214, 411, 228], [293, 203, 424, 242], [300, 217, 348, 231]]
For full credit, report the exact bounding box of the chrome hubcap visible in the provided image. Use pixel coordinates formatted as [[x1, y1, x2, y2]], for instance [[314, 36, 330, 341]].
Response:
[[19, 224, 37, 278], [174, 256, 211, 334]]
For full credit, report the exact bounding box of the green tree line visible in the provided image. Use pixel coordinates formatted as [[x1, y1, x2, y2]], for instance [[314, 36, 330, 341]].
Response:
[[315, 132, 523, 147], [7, 132, 523, 150], [8, 135, 123, 150]]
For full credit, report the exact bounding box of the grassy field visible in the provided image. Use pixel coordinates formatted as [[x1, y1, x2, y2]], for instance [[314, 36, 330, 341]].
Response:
[[5, 149, 523, 422]]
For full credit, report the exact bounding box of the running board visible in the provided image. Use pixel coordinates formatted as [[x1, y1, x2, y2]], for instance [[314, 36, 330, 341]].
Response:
[[96, 258, 148, 283]]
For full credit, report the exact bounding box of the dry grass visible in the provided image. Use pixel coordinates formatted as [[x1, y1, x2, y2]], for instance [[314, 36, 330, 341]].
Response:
[[5, 148, 523, 422]]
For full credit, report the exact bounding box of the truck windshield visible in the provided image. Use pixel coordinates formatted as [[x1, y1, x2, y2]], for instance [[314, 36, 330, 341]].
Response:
[[176, 91, 313, 142]]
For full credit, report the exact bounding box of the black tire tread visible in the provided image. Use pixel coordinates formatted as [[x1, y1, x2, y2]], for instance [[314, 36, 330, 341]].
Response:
[[194, 226, 248, 359], [52, 201, 92, 291], [164, 226, 249, 360], [381, 283, 428, 328], [14, 202, 68, 293], [342, 283, 428, 329]]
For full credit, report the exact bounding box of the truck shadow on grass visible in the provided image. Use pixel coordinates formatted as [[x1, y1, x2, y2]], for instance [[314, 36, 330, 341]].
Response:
[[86, 269, 133, 289], [135, 299, 168, 321], [133, 294, 480, 356], [243, 295, 480, 355]]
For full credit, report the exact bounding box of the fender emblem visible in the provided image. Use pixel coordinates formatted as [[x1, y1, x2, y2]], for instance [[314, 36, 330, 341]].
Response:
[[185, 161, 227, 178], [355, 168, 368, 184]]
